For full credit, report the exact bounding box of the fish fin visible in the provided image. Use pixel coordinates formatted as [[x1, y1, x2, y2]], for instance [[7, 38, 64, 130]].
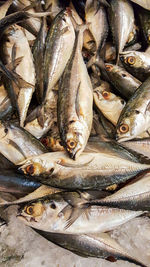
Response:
[[8, 139, 27, 159], [6, 57, 23, 71], [61, 205, 85, 230], [62, 191, 88, 207], [57, 157, 94, 168], [145, 101, 150, 113]]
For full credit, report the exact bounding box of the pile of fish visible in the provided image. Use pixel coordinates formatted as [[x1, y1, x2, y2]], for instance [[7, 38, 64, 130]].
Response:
[[0, 0, 150, 266]]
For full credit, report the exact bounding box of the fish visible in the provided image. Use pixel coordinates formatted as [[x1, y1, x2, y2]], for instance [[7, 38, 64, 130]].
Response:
[[122, 138, 150, 159], [58, 27, 93, 160], [90, 173, 150, 211], [120, 50, 150, 82], [18, 150, 150, 190], [34, 230, 147, 266], [93, 84, 126, 125], [85, 0, 108, 52], [43, 9, 75, 101], [138, 7, 150, 45], [25, 85, 58, 139], [0, 84, 12, 120], [104, 63, 142, 100], [3, 24, 36, 126], [108, 0, 134, 63], [0, 169, 41, 196], [0, 121, 47, 164], [116, 76, 150, 142], [17, 192, 144, 234], [0, 0, 13, 20], [32, 18, 47, 103]]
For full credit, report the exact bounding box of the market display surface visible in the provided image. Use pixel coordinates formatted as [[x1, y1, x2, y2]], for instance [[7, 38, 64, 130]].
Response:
[[0, 0, 150, 266]]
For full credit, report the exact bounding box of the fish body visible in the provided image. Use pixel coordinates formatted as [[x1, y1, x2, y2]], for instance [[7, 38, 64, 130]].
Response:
[[123, 138, 150, 158], [18, 151, 150, 189], [34, 230, 147, 266], [91, 173, 150, 211], [58, 28, 93, 159], [116, 76, 150, 142], [43, 9, 75, 100]]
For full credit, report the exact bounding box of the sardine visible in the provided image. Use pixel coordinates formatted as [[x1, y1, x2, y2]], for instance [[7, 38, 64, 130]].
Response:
[[104, 63, 142, 99], [43, 9, 75, 100], [85, 0, 108, 52], [116, 76, 150, 142], [18, 151, 150, 190], [120, 50, 150, 82], [58, 27, 93, 159], [3, 24, 36, 126], [0, 121, 47, 164], [17, 193, 144, 234], [108, 0, 134, 63], [34, 230, 147, 266]]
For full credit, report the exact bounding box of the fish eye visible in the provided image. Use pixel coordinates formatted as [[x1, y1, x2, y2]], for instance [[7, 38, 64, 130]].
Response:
[[127, 56, 136, 65], [25, 164, 35, 175], [25, 206, 34, 215], [119, 124, 129, 133], [105, 65, 113, 71], [67, 139, 76, 149], [121, 100, 125, 105], [50, 202, 56, 209], [4, 128, 8, 134], [102, 90, 110, 99]]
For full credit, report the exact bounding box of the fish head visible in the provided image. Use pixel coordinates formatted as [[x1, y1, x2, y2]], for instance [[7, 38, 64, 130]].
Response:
[[19, 158, 56, 176], [116, 110, 146, 142], [17, 197, 65, 230], [65, 121, 87, 160], [120, 51, 143, 69]]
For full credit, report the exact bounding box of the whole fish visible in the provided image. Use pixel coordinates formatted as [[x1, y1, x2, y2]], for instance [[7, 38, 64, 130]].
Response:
[[120, 50, 150, 82], [18, 151, 150, 190], [90, 173, 150, 211], [108, 0, 134, 63], [93, 85, 126, 125], [116, 76, 150, 142], [58, 27, 93, 160], [34, 230, 147, 266], [104, 63, 141, 99], [85, 0, 108, 52], [3, 24, 36, 126], [0, 121, 47, 164], [43, 9, 75, 100], [17, 193, 144, 234]]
